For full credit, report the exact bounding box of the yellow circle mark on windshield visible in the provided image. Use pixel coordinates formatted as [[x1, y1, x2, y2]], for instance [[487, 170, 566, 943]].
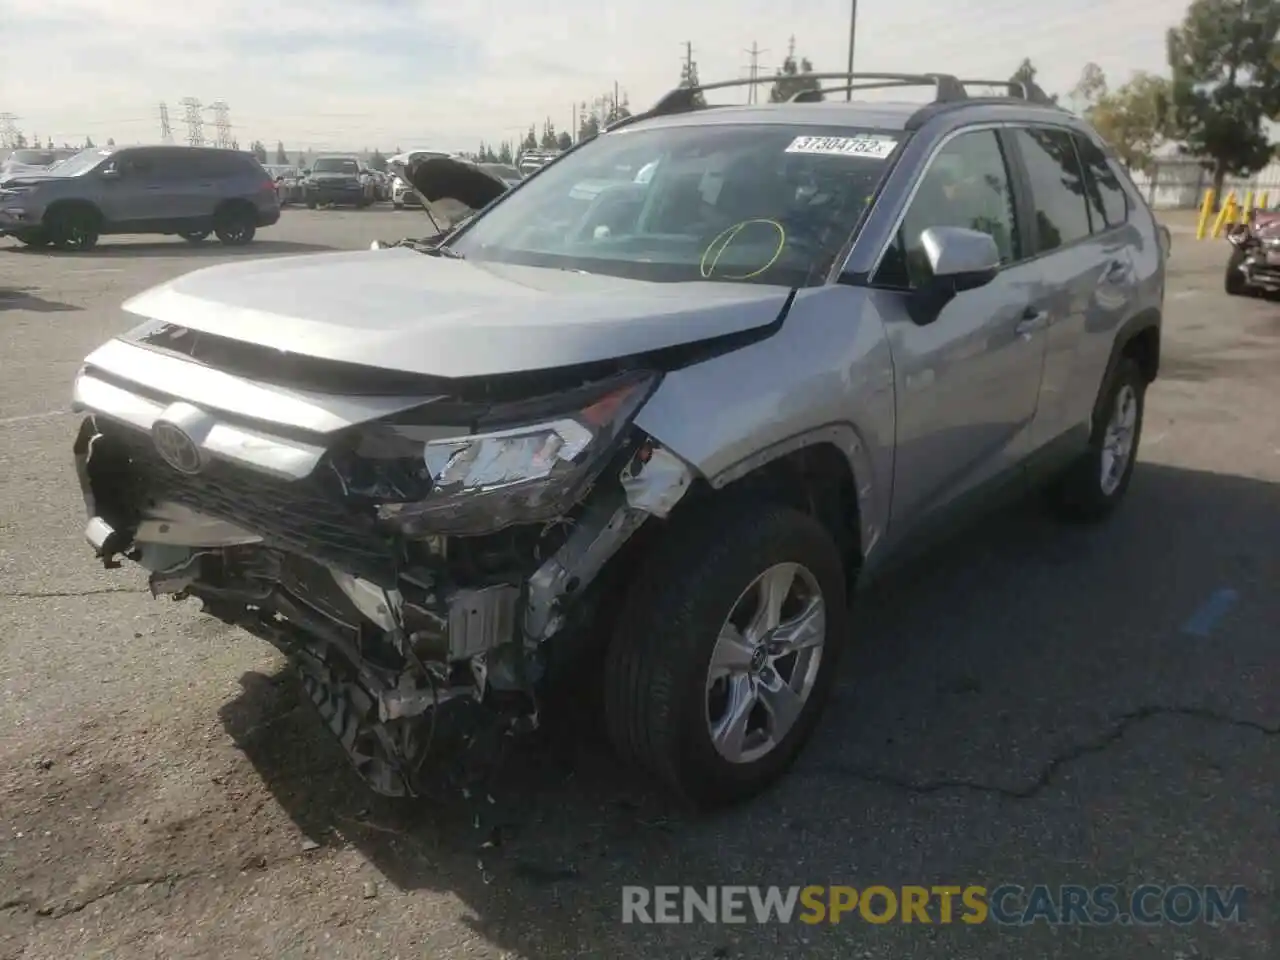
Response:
[[700, 219, 787, 280]]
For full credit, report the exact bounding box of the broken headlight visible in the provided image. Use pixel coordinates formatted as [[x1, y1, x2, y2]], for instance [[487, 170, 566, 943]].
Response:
[[369, 373, 658, 536]]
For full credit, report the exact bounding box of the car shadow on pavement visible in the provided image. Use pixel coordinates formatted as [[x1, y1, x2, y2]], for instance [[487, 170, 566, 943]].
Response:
[[0, 286, 81, 312], [2, 240, 336, 259], [215, 460, 1279, 956]]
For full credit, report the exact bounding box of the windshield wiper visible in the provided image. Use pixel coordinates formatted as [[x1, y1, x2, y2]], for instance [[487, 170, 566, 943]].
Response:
[[410, 241, 465, 259]]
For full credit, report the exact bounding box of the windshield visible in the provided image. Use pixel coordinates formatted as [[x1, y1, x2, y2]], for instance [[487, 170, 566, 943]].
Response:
[[449, 123, 902, 287], [43, 148, 113, 177], [313, 157, 358, 174]]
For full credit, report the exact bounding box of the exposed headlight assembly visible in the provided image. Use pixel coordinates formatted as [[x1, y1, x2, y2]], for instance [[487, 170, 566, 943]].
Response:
[[355, 372, 659, 536]]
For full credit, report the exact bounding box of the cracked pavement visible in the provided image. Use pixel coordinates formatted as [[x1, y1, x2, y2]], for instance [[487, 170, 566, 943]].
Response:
[[1, 211, 1277, 959]]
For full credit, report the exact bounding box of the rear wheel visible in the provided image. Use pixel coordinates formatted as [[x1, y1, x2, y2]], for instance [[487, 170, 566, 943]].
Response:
[[1045, 357, 1145, 523], [181, 230, 210, 243], [213, 206, 256, 246], [46, 206, 100, 251], [603, 499, 847, 808], [1225, 247, 1250, 296]]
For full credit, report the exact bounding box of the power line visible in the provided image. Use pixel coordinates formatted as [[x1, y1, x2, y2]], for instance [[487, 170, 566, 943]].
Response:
[[180, 97, 203, 146]]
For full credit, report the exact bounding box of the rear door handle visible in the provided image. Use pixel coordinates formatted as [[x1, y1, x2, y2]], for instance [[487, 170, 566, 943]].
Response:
[[1015, 307, 1049, 339]]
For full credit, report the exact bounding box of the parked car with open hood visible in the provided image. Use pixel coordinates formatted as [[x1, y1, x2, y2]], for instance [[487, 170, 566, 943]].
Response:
[[388, 149, 452, 209], [70, 70, 1164, 808], [1, 144, 280, 250]]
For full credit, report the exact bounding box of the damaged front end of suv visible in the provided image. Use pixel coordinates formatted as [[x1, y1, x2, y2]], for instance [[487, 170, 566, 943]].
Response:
[[73, 335, 696, 799]]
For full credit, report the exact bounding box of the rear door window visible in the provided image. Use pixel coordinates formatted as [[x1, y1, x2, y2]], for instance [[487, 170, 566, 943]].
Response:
[[1009, 127, 1093, 253]]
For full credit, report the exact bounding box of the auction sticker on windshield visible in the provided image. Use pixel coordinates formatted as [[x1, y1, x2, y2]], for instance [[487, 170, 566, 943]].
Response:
[[785, 136, 898, 159]]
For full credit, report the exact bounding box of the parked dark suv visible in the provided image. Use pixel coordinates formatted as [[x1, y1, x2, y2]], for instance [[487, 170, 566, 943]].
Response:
[[0, 145, 281, 251]]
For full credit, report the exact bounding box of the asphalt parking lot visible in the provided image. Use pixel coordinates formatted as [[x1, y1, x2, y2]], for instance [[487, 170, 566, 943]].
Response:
[[0, 208, 1276, 960]]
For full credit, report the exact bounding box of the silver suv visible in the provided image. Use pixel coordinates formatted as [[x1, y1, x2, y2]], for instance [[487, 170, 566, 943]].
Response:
[[69, 72, 1165, 808], [0, 145, 281, 250]]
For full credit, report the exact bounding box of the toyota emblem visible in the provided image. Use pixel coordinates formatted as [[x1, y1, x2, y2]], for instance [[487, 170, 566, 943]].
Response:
[[152, 420, 206, 475]]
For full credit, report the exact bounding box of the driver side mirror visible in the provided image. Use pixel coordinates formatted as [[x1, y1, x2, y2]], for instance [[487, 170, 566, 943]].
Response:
[[907, 226, 1001, 324]]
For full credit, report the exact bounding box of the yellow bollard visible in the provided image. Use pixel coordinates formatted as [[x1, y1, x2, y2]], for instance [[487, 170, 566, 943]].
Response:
[[1196, 189, 1216, 239], [1258, 191, 1269, 210], [1242, 190, 1254, 221], [1211, 192, 1238, 238]]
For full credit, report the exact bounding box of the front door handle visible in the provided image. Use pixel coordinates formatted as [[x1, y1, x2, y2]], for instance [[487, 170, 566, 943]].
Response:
[[1015, 308, 1049, 339]]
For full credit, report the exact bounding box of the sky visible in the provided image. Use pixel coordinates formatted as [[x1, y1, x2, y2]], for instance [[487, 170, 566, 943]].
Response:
[[4, 0, 1196, 156]]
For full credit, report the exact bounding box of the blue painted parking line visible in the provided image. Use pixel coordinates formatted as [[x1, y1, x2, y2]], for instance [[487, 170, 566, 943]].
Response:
[[1180, 588, 1240, 637]]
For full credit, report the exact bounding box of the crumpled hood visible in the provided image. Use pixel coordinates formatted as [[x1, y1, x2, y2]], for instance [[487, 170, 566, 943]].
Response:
[[1250, 210, 1280, 238], [121, 249, 793, 379]]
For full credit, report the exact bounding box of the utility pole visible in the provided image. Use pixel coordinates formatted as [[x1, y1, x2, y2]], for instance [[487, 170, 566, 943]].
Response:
[[684, 41, 693, 77], [180, 97, 203, 146], [207, 100, 232, 149], [0, 113, 20, 149], [159, 102, 173, 143], [845, 0, 859, 100], [743, 42, 768, 103]]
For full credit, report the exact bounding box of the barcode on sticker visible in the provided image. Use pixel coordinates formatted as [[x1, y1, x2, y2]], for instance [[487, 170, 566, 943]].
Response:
[[785, 136, 898, 159]]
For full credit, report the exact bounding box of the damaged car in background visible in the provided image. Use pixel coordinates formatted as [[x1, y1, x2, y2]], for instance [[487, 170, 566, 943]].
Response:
[[1225, 202, 1280, 296], [70, 70, 1164, 809]]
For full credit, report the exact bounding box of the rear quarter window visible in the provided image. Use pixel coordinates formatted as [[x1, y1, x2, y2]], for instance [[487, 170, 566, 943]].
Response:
[[1073, 133, 1129, 230]]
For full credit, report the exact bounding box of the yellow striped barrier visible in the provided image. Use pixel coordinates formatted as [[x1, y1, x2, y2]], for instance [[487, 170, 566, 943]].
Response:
[[1210, 192, 1238, 238]]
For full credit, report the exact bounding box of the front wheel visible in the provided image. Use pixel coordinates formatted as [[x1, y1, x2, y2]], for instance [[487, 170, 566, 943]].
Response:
[[1045, 357, 1146, 523], [46, 207, 100, 251], [603, 499, 847, 809], [1224, 247, 1250, 296]]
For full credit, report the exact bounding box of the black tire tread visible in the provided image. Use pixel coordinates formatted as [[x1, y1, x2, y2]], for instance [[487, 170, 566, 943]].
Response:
[[603, 497, 847, 808]]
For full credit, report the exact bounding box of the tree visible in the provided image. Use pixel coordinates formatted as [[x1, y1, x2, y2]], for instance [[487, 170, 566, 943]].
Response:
[[540, 120, 558, 150], [250, 140, 268, 162], [679, 57, 707, 108], [1008, 58, 1060, 102], [275, 141, 288, 164], [769, 37, 821, 102], [497, 142, 513, 164], [1166, 0, 1280, 199], [605, 92, 632, 126], [369, 149, 387, 171], [83, 135, 95, 148], [579, 113, 600, 141], [106, 137, 115, 147], [522, 125, 538, 150], [296, 152, 307, 167], [556, 131, 573, 151], [14, 133, 26, 148], [1070, 62, 1109, 111], [1087, 71, 1173, 174]]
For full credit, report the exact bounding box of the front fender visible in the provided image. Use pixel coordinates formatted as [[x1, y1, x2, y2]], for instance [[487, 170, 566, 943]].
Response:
[[634, 285, 896, 562]]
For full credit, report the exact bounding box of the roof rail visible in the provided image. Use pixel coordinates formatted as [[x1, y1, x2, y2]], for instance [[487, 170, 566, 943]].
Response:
[[790, 80, 926, 102], [649, 72, 969, 116], [955, 78, 1057, 105]]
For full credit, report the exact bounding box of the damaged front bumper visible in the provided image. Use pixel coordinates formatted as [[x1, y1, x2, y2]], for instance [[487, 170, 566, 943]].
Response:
[[71, 356, 694, 797]]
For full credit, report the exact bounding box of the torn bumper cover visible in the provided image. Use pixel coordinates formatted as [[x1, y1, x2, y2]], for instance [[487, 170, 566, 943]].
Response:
[[71, 364, 694, 797]]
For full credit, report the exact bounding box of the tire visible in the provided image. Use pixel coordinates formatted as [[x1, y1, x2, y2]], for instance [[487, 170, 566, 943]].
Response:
[[1045, 357, 1146, 523], [46, 206, 100, 251], [15, 229, 51, 248], [181, 230, 210, 243], [603, 498, 848, 809], [213, 206, 257, 246], [1224, 247, 1249, 296]]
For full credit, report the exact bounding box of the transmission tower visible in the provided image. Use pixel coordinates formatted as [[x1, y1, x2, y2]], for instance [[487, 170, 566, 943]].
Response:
[[0, 113, 20, 149], [159, 102, 173, 143], [179, 97, 204, 146], [207, 100, 232, 148], [743, 43, 769, 103]]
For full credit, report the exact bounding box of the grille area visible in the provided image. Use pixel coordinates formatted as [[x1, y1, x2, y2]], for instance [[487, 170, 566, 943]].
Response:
[[106, 424, 400, 584]]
